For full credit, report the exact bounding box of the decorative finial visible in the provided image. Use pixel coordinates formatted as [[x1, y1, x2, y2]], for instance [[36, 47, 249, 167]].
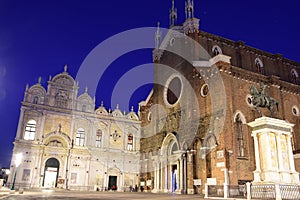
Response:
[[85, 86, 88, 93], [38, 76, 42, 84], [155, 22, 162, 49], [123, 110, 126, 115], [185, 0, 194, 19], [101, 101, 104, 107], [131, 106, 134, 112], [64, 64, 68, 72], [169, 0, 177, 26], [25, 83, 29, 91], [49, 75, 52, 81], [116, 104, 119, 109]]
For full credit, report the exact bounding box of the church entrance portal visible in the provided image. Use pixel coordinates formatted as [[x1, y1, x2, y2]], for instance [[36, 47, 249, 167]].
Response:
[[43, 158, 59, 188], [171, 165, 178, 192], [108, 176, 117, 190]]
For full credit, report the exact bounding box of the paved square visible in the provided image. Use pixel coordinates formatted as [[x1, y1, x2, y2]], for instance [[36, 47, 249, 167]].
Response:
[[0, 190, 214, 200]]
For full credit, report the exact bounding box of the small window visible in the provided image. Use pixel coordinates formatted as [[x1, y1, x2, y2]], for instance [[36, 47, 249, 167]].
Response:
[[76, 128, 85, 146], [255, 58, 264, 74], [212, 45, 222, 56], [24, 120, 36, 140], [33, 96, 39, 104], [82, 105, 86, 112], [127, 134, 133, 151], [235, 113, 246, 158], [291, 69, 299, 84], [96, 129, 102, 147]]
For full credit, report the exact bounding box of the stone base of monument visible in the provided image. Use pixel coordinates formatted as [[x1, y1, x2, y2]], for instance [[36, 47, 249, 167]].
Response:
[[248, 117, 300, 200]]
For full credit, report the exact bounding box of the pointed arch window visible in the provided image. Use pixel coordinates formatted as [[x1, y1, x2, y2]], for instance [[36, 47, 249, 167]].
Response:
[[212, 45, 222, 56], [235, 114, 245, 158], [127, 133, 133, 151], [255, 58, 264, 74], [76, 128, 85, 146], [96, 129, 102, 148], [291, 69, 299, 84], [24, 119, 36, 140]]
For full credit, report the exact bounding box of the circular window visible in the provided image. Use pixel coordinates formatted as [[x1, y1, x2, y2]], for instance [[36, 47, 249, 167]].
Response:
[[200, 84, 209, 97], [164, 75, 182, 106], [292, 106, 299, 116], [246, 94, 253, 107]]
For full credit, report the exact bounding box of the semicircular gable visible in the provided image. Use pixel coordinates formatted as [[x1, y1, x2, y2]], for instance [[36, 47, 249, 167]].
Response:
[[28, 85, 46, 95], [52, 73, 75, 87]]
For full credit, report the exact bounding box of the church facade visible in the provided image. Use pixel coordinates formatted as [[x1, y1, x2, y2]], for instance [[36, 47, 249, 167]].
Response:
[[8, 0, 300, 194], [7, 67, 141, 191], [139, 0, 300, 195]]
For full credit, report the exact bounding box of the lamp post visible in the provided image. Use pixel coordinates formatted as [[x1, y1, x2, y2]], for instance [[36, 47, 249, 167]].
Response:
[[11, 153, 23, 190]]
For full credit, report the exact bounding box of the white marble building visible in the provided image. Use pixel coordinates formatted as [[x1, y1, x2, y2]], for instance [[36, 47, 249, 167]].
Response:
[[8, 66, 141, 191]]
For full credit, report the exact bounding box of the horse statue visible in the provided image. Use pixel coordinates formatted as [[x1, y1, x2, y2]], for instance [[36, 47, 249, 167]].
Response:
[[249, 83, 279, 116]]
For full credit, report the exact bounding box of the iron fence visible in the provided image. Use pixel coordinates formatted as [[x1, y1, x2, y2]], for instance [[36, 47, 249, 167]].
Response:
[[251, 184, 276, 200], [228, 185, 246, 198], [279, 184, 300, 200], [207, 185, 224, 197]]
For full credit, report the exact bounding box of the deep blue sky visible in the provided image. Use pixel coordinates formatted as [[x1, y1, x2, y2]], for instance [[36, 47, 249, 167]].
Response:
[[0, 0, 299, 167]]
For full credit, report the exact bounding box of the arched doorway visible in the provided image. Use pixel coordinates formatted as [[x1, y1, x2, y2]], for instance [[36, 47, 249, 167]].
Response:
[[43, 158, 60, 188], [160, 133, 181, 193]]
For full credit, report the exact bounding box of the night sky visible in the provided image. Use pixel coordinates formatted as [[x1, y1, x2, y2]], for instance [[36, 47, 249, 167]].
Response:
[[0, 0, 299, 167]]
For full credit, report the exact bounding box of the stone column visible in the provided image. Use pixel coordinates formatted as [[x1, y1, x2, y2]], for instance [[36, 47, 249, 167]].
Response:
[[103, 172, 108, 190], [187, 151, 194, 194], [179, 156, 184, 193], [275, 133, 284, 171], [175, 159, 180, 194], [287, 135, 296, 172], [15, 107, 25, 139], [164, 164, 169, 192], [183, 153, 187, 194], [252, 133, 261, 182], [286, 135, 299, 183], [39, 112, 46, 142], [153, 164, 158, 192], [222, 168, 229, 198]]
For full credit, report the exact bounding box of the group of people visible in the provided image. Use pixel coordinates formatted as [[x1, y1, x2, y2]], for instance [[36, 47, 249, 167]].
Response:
[[129, 184, 139, 192]]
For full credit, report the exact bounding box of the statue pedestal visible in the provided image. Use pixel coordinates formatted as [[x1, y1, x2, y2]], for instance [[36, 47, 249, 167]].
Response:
[[248, 117, 299, 184]]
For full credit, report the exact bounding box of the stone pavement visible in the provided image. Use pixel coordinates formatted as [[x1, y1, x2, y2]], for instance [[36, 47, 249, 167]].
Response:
[[0, 188, 228, 200]]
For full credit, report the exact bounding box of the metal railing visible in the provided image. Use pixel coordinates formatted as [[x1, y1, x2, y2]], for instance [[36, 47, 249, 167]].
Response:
[[207, 185, 224, 197], [228, 185, 246, 198], [279, 184, 300, 200], [251, 184, 276, 200]]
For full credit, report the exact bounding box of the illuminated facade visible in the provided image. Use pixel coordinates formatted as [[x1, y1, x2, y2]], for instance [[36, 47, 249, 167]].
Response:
[[8, 67, 141, 191]]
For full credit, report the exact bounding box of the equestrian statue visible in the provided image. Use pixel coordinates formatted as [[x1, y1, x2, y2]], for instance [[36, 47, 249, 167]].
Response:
[[249, 83, 279, 117]]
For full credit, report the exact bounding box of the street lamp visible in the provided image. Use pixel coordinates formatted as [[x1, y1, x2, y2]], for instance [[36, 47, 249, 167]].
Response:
[[11, 153, 23, 190]]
